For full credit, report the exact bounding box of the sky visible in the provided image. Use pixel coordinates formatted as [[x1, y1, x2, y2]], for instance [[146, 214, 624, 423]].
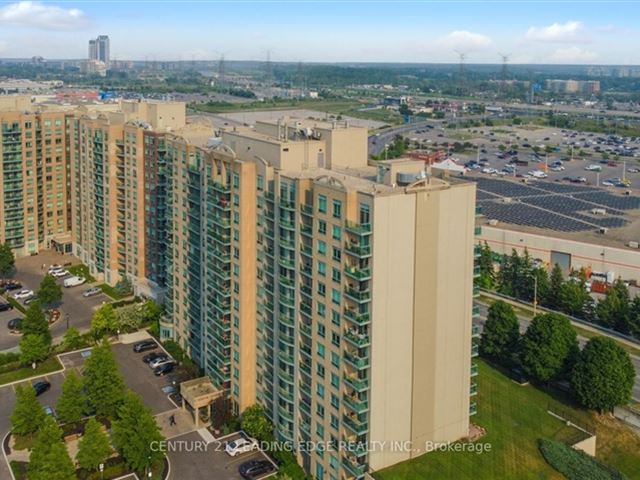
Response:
[[0, 0, 639, 64]]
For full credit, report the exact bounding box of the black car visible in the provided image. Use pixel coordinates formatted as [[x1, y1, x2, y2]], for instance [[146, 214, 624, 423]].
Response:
[[142, 351, 168, 364], [239, 460, 275, 479], [33, 380, 51, 396], [153, 363, 175, 376], [7, 318, 21, 332], [3, 281, 22, 291], [0, 303, 13, 312], [133, 340, 157, 353]]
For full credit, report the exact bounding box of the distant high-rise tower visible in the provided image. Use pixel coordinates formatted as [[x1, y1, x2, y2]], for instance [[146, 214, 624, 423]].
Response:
[[96, 35, 110, 67], [88, 35, 110, 67], [88, 39, 97, 61]]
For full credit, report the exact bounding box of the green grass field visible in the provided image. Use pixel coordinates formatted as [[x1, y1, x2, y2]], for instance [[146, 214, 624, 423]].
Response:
[[67, 264, 97, 283], [0, 356, 62, 386], [375, 361, 640, 480]]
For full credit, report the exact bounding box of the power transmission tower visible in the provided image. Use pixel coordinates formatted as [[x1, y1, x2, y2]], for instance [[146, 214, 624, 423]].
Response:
[[498, 52, 511, 99], [454, 50, 467, 96]]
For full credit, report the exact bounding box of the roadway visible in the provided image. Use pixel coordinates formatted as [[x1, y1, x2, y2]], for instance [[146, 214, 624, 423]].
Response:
[[475, 302, 640, 402]]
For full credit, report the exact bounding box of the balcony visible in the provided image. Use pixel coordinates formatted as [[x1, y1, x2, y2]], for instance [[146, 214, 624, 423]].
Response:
[[344, 351, 369, 370], [470, 381, 478, 396], [470, 363, 478, 377], [345, 242, 372, 258], [300, 204, 313, 216], [344, 286, 371, 303], [278, 350, 294, 366], [344, 375, 369, 393], [344, 330, 370, 348], [343, 394, 369, 414], [345, 221, 372, 236], [279, 198, 295, 211], [470, 401, 477, 416], [471, 342, 479, 357], [473, 265, 481, 278], [472, 304, 480, 318], [300, 223, 312, 237], [343, 415, 368, 436], [344, 308, 370, 326], [474, 226, 482, 236], [344, 265, 371, 281], [472, 324, 481, 337], [343, 457, 367, 478]]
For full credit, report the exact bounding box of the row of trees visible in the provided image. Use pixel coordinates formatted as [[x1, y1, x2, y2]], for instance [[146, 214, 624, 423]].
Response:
[[477, 244, 640, 338], [481, 300, 635, 412], [90, 300, 164, 340], [11, 341, 164, 477]]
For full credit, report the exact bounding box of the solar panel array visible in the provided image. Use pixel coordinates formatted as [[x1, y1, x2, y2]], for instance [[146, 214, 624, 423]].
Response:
[[473, 177, 639, 232]]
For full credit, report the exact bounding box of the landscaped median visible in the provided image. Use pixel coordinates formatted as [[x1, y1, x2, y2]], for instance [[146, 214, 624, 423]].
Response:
[[0, 355, 62, 386], [374, 361, 640, 480]]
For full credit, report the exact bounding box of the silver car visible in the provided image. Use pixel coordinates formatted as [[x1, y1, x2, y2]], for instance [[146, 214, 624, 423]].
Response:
[[83, 286, 101, 297]]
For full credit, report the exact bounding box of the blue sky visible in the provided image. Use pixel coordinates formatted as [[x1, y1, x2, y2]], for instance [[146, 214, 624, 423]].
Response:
[[0, 1, 639, 64]]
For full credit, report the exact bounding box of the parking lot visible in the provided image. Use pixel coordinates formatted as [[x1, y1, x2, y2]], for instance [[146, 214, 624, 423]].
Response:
[[167, 431, 276, 480], [0, 250, 108, 352], [404, 123, 640, 190]]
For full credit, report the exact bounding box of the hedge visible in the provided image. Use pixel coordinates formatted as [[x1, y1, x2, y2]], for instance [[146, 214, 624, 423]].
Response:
[[538, 439, 628, 480]]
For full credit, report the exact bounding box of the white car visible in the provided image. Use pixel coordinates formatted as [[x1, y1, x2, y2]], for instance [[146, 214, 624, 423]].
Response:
[[149, 357, 174, 369], [550, 165, 565, 171], [63, 276, 86, 288], [585, 164, 602, 171], [47, 264, 62, 274], [225, 437, 258, 457], [528, 170, 548, 179], [50, 269, 69, 278], [13, 289, 34, 300]]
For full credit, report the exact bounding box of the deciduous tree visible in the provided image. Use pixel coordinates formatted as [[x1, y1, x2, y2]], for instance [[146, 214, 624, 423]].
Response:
[[480, 300, 521, 365], [77, 417, 112, 472], [83, 341, 125, 418], [56, 369, 87, 425], [10, 384, 46, 437]]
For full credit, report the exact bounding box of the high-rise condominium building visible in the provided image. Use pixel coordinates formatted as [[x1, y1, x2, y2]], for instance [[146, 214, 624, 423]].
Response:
[[0, 106, 70, 255], [0, 96, 478, 479], [88, 35, 110, 66]]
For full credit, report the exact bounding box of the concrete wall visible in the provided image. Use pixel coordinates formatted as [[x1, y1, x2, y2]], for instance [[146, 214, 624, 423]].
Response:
[[369, 193, 417, 470], [478, 226, 640, 282]]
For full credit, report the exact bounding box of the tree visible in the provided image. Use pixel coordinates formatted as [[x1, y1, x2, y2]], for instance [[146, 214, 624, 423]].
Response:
[[0, 242, 15, 276], [630, 297, 640, 339], [83, 341, 125, 418], [112, 390, 164, 473], [22, 301, 51, 343], [28, 416, 76, 480], [10, 384, 46, 437], [571, 337, 635, 413], [558, 280, 590, 318], [77, 417, 112, 472], [90, 303, 116, 340], [61, 326, 84, 351], [521, 313, 579, 383], [37, 274, 62, 307], [115, 276, 133, 297], [19, 333, 50, 365], [596, 279, 631, 333], [480, 300, 521, 365], [241, 404, 273, 442], [545, 263, 564, 310], [531, 267, 550, 307], [56, 369, 87, 425], [476, 242, 495, 289]]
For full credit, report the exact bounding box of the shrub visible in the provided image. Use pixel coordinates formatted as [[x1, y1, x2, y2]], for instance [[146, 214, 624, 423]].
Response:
[[538, 439, 628, 480]]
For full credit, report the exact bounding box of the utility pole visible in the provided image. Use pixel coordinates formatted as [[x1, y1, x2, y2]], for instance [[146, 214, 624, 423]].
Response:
[[498, 52, 510, 100]]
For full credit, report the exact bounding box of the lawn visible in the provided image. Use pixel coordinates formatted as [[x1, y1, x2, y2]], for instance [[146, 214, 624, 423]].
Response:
[[66, 264, 96, 283], [98, 283, 124, 300], [375, 360, 640, 480], [0, 356, 62, 386]]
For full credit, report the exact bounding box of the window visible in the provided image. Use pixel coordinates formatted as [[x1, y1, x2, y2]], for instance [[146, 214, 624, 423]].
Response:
[[332, 199, 342, 219], [331, 268, 341, 283], [332, 247, 341, 262], [316, 404, 325, 418], [331, 332, 340, 348], [331, 373, 339, 389], [318, 220, 326, 235], [332, 225, 341, 241], [317, 364, 325, 378], [232, 173, 239, 188], [331, 352, 340, 368], [317, 240, 326, 255], [317, 323, 326, 338], [331, 310, 340, 326], [317, 262, 326, 276], [318, 194, 327, 213], [317, 343, 325, 358], [257, 175, 264, 191], [317, 384, 325, 398], [317, 282, 326, 297], [331, 289, 341, 305], [317, 303, 326, 316], [330, 393, 339, 409]]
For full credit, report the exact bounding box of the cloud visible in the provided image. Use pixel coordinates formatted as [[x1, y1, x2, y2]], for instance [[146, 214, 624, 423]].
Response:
[[525, 20, 589, 43], [437, 30, 492, 52], [549, 47, 598, 63], [0, 1, 89, 30]]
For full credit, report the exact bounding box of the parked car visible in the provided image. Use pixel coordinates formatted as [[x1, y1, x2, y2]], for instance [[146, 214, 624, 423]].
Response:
[[7, 318, 22, 332], [12, 289, 34, 300], [47, 264, 62, 274], [239, 460, 275, 479], [225, 437, 259, 457], [46, 309, 61, 323], [50, 269, 69, 278], [133, 340, 157, 353], [63, 276, 85, 288], [23, 296, 39, 305], [44, 405, 56, 417], [0, 280, 21, 290], [149, 357, 175, 369], [153, 363, 175, 376], [82, 286, 101, 297], [585, 164, 602, 171], [0, 303, 13, 312], [33, 380, 51, 396], [143, 351, 168, 364]]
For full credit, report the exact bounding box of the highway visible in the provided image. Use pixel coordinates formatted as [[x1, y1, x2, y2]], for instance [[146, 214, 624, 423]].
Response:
[[476, 302, 640, 402], [368, 120, 438, 156]]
